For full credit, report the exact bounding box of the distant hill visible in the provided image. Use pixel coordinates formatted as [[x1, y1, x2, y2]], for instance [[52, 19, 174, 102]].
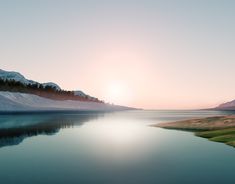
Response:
[[0, 69, 101, 102], [215, 99, 235, 110]]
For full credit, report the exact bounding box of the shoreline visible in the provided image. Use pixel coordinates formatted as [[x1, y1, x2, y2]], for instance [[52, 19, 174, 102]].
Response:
[[154, 116, 235, 147], [0, 109, 138, 115]]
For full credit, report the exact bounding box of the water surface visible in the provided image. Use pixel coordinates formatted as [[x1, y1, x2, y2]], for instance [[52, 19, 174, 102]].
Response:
[[0, 110, 235, 184]]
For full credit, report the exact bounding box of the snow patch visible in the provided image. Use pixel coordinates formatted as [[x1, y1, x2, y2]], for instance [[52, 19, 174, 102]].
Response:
[[0, 92, 130, 112], [0, 69, 61, 90]]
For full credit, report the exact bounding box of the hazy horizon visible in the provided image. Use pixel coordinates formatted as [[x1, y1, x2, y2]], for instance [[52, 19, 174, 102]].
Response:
[[1, 0, 235, 109]]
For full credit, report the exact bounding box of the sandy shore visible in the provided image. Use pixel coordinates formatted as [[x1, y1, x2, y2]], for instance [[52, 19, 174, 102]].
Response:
[[154, 116, 235, 147]]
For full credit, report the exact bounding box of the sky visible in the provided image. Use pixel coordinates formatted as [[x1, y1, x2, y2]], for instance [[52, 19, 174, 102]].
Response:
[[1, 0, 235, 109]]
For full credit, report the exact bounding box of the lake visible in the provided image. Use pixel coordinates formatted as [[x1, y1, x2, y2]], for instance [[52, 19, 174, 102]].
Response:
[[0, 110, 235, 184]]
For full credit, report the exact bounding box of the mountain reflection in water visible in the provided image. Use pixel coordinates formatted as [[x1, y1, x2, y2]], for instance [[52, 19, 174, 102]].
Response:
[[0, 112, 103, 148]]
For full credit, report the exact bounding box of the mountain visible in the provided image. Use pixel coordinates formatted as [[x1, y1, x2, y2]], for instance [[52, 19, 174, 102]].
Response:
[[74, 90, 87, 97], [0, 69, 98, 102], [0, 69, 134, 112], [0, 69, 61, 90], [74, 90, 98, 101], [41, 82, 61, 91], [215, 99, 235, 110]]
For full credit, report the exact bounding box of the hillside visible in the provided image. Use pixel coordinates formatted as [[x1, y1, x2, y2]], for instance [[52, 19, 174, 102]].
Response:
[[0, 91, 132, 112], [0, 69, 134, 112], [215, 99, 235, 110], [0, 69, 101, 102]]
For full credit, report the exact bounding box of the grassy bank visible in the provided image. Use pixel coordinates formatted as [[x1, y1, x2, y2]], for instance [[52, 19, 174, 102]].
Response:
[[155, 116, 235, 147], [196, 128, 235, 147]]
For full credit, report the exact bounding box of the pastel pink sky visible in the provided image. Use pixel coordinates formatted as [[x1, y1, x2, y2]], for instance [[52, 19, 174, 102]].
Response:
[[1, 1, 235, 109]]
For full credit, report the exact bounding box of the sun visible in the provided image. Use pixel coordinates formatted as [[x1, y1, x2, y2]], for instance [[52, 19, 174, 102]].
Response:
[[106, 82, 131, 105]]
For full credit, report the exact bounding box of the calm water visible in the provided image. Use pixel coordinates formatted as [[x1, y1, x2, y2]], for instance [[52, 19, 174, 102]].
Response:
[[0, 110, 235, 184]]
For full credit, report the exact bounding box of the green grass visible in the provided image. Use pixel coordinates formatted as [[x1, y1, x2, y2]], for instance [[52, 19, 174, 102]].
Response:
[[156, 116, 235, 148], [210, 134, 235, 142], [195, 128, 235, 147], [196, 128, 235, 138]]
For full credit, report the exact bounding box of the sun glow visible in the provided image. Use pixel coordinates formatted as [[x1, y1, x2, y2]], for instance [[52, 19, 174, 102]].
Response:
[[79, 118, 153, 160], [106, 82, 131, 105]]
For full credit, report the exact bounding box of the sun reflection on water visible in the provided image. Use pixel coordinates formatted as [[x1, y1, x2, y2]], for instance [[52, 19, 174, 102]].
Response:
[[75, 116, 163, 163]]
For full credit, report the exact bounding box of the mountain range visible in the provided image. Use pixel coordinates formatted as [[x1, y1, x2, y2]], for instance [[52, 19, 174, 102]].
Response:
[[0, 69, 132, 112], [0, 69, 100, 101], [0, 69, 61, 90]]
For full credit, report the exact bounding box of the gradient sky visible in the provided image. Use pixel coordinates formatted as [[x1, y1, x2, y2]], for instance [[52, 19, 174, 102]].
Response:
[[1, 0, 235, 109]]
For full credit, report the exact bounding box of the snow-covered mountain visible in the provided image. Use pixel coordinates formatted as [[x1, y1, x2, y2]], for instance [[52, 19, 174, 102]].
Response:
[[74, 90, 87, 97], [0, 69, 61, 90], [0, 69, 102, 97], [0, 69, 36, 85], [0, 91, 131, 112], [74, 90, 98, 101], [42, 82, 61, 91], [0, 69, 134, 112]]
